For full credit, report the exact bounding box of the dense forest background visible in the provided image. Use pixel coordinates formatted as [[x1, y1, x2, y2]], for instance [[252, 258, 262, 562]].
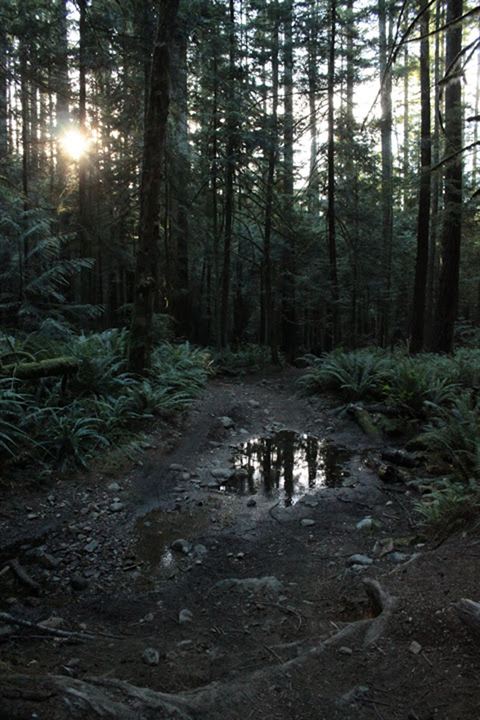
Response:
[[0, 0, 478, 364]]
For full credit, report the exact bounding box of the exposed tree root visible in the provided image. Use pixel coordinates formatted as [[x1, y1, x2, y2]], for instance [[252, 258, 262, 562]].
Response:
[[0, 579, 397, 719], [0, 612, 96, 641], [9, 559, 41, 594], [455, 599, 480, 637]]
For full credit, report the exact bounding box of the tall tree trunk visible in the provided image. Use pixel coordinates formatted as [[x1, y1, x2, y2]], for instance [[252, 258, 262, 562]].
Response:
[[425, 0, 444, 346], [263, 6, 279, 363], [220, 0, 236, 348], [473, 18, 480, 187], [326, 0, 339, 348], [55, 0, 70, 190], [281, 0, 296, 360], [307, 0, 320, 215], [78, 0, 90, 303], [403, 22, 409, 209], [19, 1, 29, 301], [0, 24, 8, 161], [410, 1, 431, 354], [378, 0, 393, 346], [432, 0, 463, 353], [170, 20, 191, 338], [128, 0, 180, 373]]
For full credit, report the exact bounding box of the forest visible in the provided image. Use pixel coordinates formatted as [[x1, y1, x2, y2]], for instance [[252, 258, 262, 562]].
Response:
[[0, 1, 480, 718]]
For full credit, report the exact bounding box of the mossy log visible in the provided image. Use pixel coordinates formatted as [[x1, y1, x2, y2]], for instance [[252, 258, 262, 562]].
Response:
[[347, 403, 382, 439], [0, 357, 79, 380]]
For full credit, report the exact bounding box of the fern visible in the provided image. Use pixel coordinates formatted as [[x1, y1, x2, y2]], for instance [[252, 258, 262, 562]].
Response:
[[298, 349, 388, 400]]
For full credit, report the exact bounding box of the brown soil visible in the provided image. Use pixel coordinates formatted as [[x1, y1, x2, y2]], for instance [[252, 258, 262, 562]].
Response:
[[0, 369, 479, 719]]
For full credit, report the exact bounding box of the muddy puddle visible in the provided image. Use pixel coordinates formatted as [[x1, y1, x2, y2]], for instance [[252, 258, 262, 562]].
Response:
[[225, 430, 351, 506], [135, 498, 234, 578]]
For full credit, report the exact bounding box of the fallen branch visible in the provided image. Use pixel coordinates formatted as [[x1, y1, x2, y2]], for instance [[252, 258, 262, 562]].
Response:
[[0, 612, 95, 641], [9, 559, 41, 594], [454, 599, 480, 637]]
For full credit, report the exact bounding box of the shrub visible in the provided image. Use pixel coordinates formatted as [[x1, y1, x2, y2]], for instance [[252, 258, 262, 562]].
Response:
[[298, 349, 389, 400], [213, 344, 277, 374], [416, 393, 480, 483], [416, 479, 480, 534]]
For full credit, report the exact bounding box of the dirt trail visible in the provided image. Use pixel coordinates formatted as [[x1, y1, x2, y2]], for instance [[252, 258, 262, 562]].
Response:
[[1, 371, 479, 719]]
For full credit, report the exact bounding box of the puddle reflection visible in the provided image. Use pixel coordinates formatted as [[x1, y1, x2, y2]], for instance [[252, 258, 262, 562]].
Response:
[[227, 431, 351, 505]]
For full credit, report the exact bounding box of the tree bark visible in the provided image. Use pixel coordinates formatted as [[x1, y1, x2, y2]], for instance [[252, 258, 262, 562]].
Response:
[[128, 0, 180, 373], [307, 0, 320, 216], [280, 0, 296, 361], [326, 0, 339, 348], [378, 0, 393, 347], [0, 23, 7, 161], [220, 0, 236, 348], [432, 0, 463, 353], [410, 2, 431, 353], [170, 19, 191, 338], [263, 5, 280, 363]]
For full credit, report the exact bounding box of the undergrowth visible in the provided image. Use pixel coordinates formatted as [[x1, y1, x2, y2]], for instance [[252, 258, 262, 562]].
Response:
[[213, 344, 279, 374], [299, 347, 480, 532], [0, 329, 212, 475]]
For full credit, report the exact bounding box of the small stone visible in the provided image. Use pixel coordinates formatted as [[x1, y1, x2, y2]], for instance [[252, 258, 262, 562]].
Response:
[[107, 482, 120, 492], [338, 646, 353, 656], [84, 540, 98, 554], [347, 554, 373, 567], [181, 472, 191, 481], [179, 609, 193, 624], [356, 517, 373, 531], [247, 498, 257, 507], [171, 539, 192, 555], [236, 552, 245, 560], [193, 544, 208, 558], [169, 464, 184, 471], [219, 416, 234, 429], [39, 615, 65, 629], [388, 551, 409, 564], [249, 400, 260, 408], [142, 647, 160, 666], [37, 551, 61, 569], [301, 519, 316, 527], [70, 574, 89, 591], [337, 685, 370, 707], [109, 502, 125, 513], [409, 641, 422, 655], [210, 468, 234, 479]]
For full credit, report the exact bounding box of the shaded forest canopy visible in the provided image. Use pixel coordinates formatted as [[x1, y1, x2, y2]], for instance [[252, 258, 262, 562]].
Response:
[[0, 0, 479, 363]]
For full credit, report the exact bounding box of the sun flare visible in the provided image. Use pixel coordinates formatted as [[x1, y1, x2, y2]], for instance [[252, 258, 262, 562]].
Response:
[[59, 129, 91, 161]]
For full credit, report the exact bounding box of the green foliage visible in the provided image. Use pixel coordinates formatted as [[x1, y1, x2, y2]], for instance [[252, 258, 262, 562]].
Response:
[[381, 359, 458, 417], [0, 332, 211, 474], [0, 381, 29, 457], [298, 349, 388, 400], [35, 404, 110, 470], [213, 344, 277, 374], [0, 184, 100, 330], [416, 479, 480, 534], [300, 348, 463, 415], [417, 393, 480, 483], [68, 329, 132, 396]]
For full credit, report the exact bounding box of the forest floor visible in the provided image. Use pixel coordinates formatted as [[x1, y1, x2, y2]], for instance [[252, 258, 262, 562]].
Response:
[[1, 369, 480, 719]]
